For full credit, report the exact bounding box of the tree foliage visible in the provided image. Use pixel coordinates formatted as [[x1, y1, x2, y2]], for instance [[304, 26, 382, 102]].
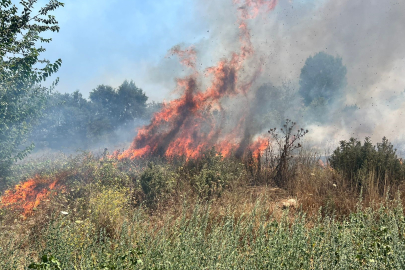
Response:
[[299, 52, 347, 106], [30, 80, 153, 150], [0, 0, 64, 179], [30, 91, 94, 149], [90, 80, 148, 127]]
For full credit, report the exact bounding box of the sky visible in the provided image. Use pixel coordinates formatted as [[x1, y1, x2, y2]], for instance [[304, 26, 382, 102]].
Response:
[[24, 0, 336, 103], [34, 0, 209, 101]]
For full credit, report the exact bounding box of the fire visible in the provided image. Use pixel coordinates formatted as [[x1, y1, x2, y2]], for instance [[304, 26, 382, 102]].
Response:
[[0, 176, 60, 216], [249, 136, 269, 158], [118, 0, 278, 160], [167, 45, 197, 70]]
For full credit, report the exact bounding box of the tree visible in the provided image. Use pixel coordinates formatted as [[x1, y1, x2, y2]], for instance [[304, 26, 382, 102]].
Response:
[[144, 101, 162, 119], [116, 80, 148, 124], [89, 85, 117, 118], [0, 0, 64, 181], [299, 52, 347, 106], [89, 80, 148, 127], [30, 91, 94, 150], [30, 81, 151, 151]]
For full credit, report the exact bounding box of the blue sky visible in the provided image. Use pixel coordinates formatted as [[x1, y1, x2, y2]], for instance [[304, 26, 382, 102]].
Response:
[[20, 0, 323, 102], [33, 0, 208, 101]]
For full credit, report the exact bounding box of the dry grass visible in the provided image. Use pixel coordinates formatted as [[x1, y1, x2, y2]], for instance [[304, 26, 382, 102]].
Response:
[[2, 150, 405, 268]]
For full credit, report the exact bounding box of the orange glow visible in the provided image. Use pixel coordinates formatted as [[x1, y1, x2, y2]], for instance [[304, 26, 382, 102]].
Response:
[[167, 45, 197, 70], [116, 0, 278, 161], [0, 176, 60, 217], [249, 137, 269, 158]]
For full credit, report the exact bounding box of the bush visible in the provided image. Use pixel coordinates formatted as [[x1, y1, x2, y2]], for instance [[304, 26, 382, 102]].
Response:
[[139, 163, 175, 208], [192, 164, 227, 200], [329, 137, 405, 194], [89, 187, 129, 238], [191, 150, 244, 200], [268, 119, 308, 188]]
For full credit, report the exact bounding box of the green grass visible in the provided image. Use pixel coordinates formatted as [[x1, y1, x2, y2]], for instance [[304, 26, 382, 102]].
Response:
[[2, 198, 405, 269]]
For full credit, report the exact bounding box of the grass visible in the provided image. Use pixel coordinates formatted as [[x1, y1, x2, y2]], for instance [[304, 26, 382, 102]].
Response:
[[1, 149, 405, 269], [3, 196, 405, 269]]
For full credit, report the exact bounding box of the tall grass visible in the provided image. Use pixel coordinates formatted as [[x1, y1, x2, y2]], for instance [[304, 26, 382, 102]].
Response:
[[2, 197, 405, 269], [2, 148, 405, 269]]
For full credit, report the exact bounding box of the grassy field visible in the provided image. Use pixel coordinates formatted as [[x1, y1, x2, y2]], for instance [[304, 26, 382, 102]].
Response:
[[1, 149, 405, 269]]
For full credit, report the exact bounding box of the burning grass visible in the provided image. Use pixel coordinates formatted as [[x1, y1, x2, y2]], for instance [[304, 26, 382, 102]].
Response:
[[0, 175, 61, 217], [1, 148, 405, 268]]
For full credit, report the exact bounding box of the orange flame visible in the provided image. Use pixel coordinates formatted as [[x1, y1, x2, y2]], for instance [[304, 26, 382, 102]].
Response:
[[117, 0, 278, 160], [167, 45, 197, 70], [0, 176, 60, 216], [249, 136, 269, 158]]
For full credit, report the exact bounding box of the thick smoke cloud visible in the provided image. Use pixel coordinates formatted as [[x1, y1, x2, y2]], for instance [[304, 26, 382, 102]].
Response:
[[163, 0, 405, 151], [113, 0, 405, 158]]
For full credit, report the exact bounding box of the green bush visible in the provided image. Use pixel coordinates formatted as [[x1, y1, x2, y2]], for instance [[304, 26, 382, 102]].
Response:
[[329, 137, 405, 193], [139, 162, 175, 208], [190, 150, 244, 199], [89, 187, 129, 238], [28, 255, 61, 270], [192, 163, 227, 200]]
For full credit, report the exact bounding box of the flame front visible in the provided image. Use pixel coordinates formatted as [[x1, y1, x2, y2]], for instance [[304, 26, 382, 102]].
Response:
[[118, 0, 278, 160], [0, 176, 59, 216]]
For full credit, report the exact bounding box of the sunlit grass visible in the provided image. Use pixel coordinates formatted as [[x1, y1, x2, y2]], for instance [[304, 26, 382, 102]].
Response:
[[1, 150, 405, 269]]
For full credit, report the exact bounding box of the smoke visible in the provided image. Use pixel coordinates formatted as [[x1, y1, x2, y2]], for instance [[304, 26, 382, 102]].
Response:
[[176, 0, 405, 151], [54, 0, 402, 158], [118, 0, 280, 159]]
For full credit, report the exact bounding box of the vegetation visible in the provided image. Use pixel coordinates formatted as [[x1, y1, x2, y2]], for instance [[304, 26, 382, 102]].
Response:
[[329, 137, 405, 195], [0, 0, 63, 181], [90, 80, 148, 126], [1, 142, 405, 269], [30, 80, 159, 150], [268, 119, 309, 188], [299, 52, 347, 106], [1, 3, 403, 268], [2, 114, 405, 269], [298, 52, 348, 124]]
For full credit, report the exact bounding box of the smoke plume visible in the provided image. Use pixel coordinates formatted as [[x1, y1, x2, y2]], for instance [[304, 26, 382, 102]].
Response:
[[121, 0, 405, 158]]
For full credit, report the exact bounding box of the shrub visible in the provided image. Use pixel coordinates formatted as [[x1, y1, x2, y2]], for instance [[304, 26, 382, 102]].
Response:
[[93, 159, 131, 188], [89, 187, 129, 238], [268, 119, 308, 188], [329, 137, 405, 194], [192, 164, 227, 200], [139, 162, 175, 208], [191, 152, 243, 200], [28, 255, 61, 270]]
